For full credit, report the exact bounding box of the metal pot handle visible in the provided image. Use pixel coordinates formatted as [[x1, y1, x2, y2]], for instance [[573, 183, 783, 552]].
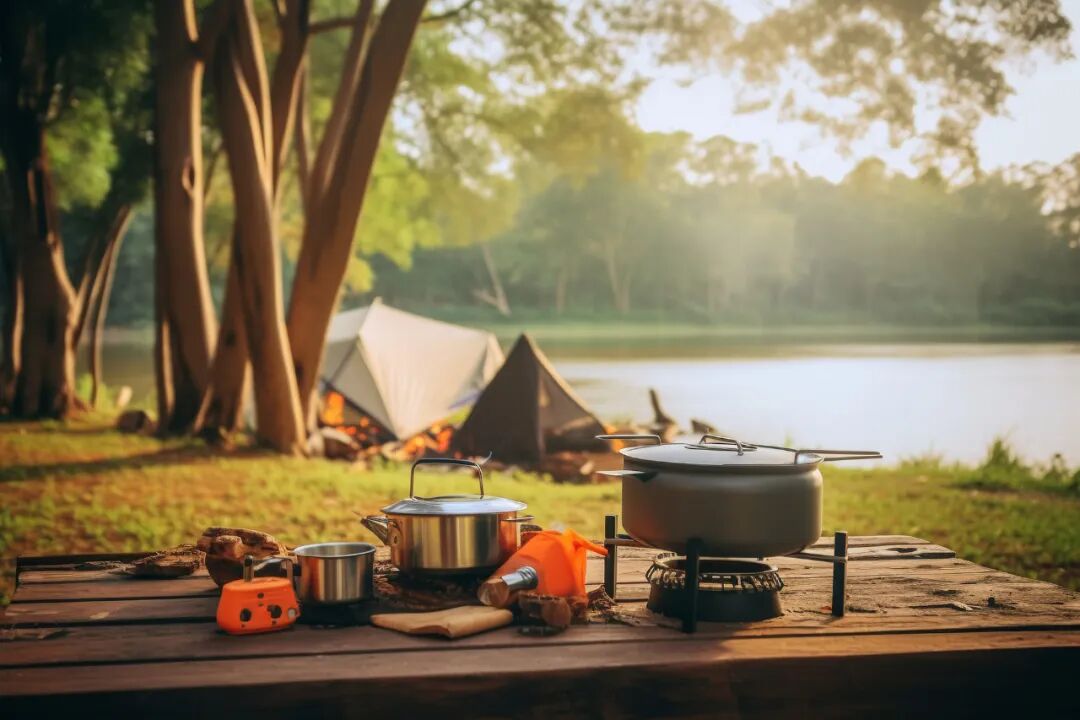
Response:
[[410, 457, 485, 498], [596, 434, 662, 445], [794, 449, 883, 464], [500, 514, 537, 523]]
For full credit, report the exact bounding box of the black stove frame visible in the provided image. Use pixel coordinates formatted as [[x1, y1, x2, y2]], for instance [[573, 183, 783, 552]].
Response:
[[602, 514, 849, 633]]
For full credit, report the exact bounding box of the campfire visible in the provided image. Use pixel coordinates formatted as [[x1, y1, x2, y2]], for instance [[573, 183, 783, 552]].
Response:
[[319, 391, 457, 463]]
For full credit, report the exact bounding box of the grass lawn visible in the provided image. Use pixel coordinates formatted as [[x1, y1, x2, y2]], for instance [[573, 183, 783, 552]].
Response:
[[2, 418, 1078, 603]]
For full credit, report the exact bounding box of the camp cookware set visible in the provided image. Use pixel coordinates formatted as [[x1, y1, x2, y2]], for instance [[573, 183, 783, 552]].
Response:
[[361, 458, 534, 575], [597, 434, 881, 558], [216, 541, 378, 633]]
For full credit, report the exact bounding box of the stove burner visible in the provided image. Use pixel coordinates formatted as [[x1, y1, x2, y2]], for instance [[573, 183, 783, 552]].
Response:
[[602, 514, 849, 633], [646, 554, 784, 623]]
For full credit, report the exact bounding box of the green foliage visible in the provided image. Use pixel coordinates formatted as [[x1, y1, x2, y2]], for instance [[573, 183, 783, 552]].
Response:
[[373, 130, 1080, 323], [959, 438, 1080, 496], [729, 0, 1073, 177], [47, 97, 118, 210]]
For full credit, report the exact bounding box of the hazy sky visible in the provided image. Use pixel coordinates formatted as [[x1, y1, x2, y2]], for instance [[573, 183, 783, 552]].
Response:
[[635, 0, 1080, 181]]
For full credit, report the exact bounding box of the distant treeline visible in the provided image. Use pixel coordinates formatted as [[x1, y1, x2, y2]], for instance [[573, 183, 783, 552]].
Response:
[[370, 155, 1080, 326], [27, 150, 1080, 330]]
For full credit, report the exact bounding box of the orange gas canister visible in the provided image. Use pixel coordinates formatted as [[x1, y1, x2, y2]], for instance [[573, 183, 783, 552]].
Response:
[[492, 529, 607, 598], [217, 555, 300, 635]]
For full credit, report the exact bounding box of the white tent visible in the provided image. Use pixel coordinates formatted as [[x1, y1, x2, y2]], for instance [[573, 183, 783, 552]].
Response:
[[320, 299, 504, 439]]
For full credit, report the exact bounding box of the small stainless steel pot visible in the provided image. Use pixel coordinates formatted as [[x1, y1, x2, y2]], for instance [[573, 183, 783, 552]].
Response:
[[598, 434, 881, 558], [292, 542, 375, 605], [361, 458, 533, 575]]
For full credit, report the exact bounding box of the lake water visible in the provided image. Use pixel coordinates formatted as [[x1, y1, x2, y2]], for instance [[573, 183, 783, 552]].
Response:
[[98, 341, 1080, 465], [551, 343, 1080, 466]]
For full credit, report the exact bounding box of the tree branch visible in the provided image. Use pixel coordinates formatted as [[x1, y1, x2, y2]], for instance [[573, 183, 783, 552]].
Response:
[[307, 0, 374, 211], [310, 0, 474, 33], [421, 0, 480, 24]]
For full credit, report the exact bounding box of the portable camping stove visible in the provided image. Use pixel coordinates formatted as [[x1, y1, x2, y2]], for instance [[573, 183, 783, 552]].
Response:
[[602, 515, 849, 633]]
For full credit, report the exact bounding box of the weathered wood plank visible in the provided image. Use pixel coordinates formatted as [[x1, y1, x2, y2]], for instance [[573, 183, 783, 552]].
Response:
[[13, 557, 975, 603], [4, 562, 1078, 663], [13, 577, 219, 602], [16, 568, 211, 585], [1, 632, 1077, 718], [4, 608, 1080, 671], [1, 596, 218, 627], [17, 552, 154, 570]]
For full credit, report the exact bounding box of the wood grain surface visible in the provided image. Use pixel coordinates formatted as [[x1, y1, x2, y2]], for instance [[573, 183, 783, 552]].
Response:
[[3, 536, 1078, 719]]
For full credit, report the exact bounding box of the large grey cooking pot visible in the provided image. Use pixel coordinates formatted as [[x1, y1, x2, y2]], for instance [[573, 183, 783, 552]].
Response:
[[360, 458, 533, 575], [598, 434, 881, 558]]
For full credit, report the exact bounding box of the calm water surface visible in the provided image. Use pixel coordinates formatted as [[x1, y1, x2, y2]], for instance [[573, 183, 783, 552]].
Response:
[[551, 343, 1080, 465], [98, 341, 1080, 465]]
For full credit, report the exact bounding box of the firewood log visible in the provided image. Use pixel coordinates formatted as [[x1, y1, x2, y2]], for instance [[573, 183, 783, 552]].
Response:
[[517, 592, 589, 630], [127, 545, 204, 578], [197, 527, 287, 587]]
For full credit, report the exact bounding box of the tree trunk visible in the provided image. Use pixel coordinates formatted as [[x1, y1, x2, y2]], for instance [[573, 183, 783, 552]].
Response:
[[287, 0, 427, 429], [2, 118, 78, 418], [196, 0, 309, 441], [294, 61, 312, 215], [268, 0, 310, 201], [600, 237, 632, 315], [88, 205, 131, 408], [195, 256, 250, 436], [477, 243, 511, 316], [0, 232, 21, 412], [211, 0, 305, 453], [153, 0, 218, 434], [553, 262, 568, 315]]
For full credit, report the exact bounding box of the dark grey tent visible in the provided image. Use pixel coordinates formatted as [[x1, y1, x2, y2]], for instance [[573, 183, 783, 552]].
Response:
[[452, 334, 607, 462]]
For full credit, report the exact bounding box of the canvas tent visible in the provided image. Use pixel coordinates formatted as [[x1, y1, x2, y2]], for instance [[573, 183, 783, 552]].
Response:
[[452, 333, 607, 462], [320, 299, 504, 439]]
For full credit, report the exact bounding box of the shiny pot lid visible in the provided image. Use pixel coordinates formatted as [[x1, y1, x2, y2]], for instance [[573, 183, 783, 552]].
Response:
[[382, 493, 526, 516], [602, 434, 881, 473], [381, 457, 527, 515]]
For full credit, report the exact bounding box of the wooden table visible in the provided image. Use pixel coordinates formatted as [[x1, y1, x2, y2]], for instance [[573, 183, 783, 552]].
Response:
[[3, 535, 1079, 718]]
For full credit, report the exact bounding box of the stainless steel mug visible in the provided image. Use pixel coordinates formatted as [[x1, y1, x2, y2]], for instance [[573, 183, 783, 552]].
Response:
[[292, 542, 375, 605]]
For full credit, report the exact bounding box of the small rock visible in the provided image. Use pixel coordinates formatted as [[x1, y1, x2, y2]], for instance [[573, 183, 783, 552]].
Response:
[[318, 427, 361, 461], [116, 409, 155, 434]]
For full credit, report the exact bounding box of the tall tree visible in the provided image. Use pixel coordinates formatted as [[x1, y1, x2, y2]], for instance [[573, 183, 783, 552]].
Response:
[[152, 0, 224, 434], [209, 0, 308, 452], [0, 1, 149, 418], [197, 0, 313, 438], [286, 0, 428, 428]]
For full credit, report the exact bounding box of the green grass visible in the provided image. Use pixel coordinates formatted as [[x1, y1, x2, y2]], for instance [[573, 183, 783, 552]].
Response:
[[2, 419, 1078, 604]]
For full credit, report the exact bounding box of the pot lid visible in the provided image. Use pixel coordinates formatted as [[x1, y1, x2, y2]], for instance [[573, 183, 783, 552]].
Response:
[[607, 434, 881, 472], [382, 494, 526, 515], [382, 457, 527, 515]]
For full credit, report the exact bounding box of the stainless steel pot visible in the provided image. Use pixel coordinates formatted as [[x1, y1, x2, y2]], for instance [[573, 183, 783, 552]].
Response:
[[598, 434, 881, 557], [360, 458, 534, 575], [292, 542, 375, 605]]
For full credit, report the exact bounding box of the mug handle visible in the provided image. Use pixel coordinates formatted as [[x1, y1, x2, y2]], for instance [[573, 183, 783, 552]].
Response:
[[242, 554, 294, 582]]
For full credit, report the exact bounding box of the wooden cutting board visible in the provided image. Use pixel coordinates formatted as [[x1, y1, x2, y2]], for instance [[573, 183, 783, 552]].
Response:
[[370, 605, 513, 638]]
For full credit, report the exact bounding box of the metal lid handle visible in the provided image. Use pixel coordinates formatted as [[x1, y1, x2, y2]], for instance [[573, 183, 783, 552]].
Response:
[[697, 434, 758, 455], [410, 457, 485, 498]]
